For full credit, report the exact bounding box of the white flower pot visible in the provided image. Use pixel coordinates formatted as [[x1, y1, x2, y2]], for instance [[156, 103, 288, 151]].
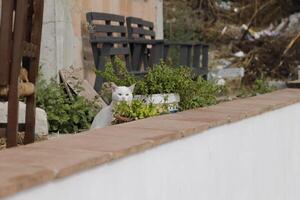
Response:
[[134, 93, 180, 113]]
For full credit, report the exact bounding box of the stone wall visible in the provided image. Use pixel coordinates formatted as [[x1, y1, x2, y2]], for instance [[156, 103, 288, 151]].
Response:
[[40, 0, 163, 85], [2, 89, 300, 200]]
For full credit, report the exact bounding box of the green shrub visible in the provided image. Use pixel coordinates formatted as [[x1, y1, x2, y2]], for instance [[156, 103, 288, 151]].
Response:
[[37, 79, 98, 133], [97, 59, 223, 111], [179, 77, 221, 110], [252, 79, 275, 95], [95, 58, 137, 87], [135, 62, 221, 109], [135, 61, 193, 95], [238, 78, 276, 98]]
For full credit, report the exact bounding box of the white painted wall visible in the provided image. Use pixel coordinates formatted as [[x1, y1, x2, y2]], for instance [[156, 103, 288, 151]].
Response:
[[40, 0, 76, 80], [155, 0, 164, 39], [5, 103, 300, 200]]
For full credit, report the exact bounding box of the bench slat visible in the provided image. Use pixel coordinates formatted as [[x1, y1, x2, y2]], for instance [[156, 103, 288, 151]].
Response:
[[93, 24, 126, 33], [87, 12, 125, 23], [126, 17, 154, 28], [89, 34, 128, 43], [193, 67, 208, 75], [131, 27, 155, 37], [109, 47, 130, 55]]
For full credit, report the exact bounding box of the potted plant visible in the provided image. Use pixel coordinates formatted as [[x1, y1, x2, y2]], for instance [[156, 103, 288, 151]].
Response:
[[134, 93, 180, 113], [133, 62, 190, 112], [113, 99, 168, 124]]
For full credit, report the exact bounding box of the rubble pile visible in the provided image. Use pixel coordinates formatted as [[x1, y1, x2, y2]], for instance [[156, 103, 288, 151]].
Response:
[[164, 0, 300, 85]]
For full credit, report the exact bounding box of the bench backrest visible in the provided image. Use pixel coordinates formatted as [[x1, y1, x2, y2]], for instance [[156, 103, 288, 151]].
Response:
[[126, 17, 155, 41], [126, 17, 160, 70], [86, 12, 131, 91]]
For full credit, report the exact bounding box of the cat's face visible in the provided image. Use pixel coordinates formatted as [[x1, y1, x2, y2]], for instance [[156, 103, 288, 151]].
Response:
[[111, 84, 135, 102]]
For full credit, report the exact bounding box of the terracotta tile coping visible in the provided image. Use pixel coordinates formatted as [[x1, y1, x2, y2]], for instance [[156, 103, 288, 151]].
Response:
[[0, 88, 300, 198]]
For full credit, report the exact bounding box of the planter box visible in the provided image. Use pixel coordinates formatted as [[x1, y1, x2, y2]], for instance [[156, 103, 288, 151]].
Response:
[[134, 93, 180, 112]]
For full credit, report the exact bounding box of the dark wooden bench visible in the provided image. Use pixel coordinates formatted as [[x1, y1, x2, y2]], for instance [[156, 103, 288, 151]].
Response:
[[86, 12, 132, 91], [86, 13, 209, 89], [126, 16, 165, 71], [163, 41, 209, 77], [126, 16, 209, 77], [0, 0, 44, 147]]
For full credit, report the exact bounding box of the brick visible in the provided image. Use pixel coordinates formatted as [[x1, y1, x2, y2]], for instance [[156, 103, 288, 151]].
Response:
[[0, 146, 112, 178], [29, 134, 153, 160], [117, 117, 210, 137], [0, 163, 54, 198], [162, 109, 231, 127], [89, 126, 182, 146]]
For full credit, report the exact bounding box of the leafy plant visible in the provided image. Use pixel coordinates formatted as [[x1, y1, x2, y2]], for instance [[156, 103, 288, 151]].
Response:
[[179, 77, 222, 110], [36, 78, 98, 133], [237, 78, 276, 98], [114, 100, 168, 122], [134, 61, 193, 95], [95, 58, 137, 87], [252, 78, 275, 95], [134, 61, 222, 110], [96, 59, 223, 111]]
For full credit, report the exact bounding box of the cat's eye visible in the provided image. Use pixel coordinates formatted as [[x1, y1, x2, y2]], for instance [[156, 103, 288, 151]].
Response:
[[126, 94, 129, 96], [118, 93, 122, 96]]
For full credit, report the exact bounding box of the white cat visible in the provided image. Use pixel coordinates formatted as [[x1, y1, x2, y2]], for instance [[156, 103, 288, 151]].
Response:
[[90, 83, 135, 129]]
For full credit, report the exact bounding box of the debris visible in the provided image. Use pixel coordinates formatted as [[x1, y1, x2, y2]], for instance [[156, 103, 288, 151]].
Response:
[[211, 67, 245, 79], [267, 80, 287, 89], [221, 26, 228, 35], [208, 67, 244, 91], [234, 51, 245, 58], [214, 59, 232, 70], [0, 101, 48, 136], [287, 79, 300, 88], [216, 78, 226, 86], [59, 70, 74, 100], [241, 25, 260, 41], [241, 12, 300, 41], [282, 31, 300, 56], [234, 36, 300, 84], [59, 66, 107, 108], [241, 0, 276, 41], [165, 0, 300, 85], [217, 1, 232, 11]]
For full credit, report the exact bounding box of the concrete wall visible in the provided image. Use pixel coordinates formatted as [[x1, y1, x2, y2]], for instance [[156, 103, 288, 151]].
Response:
[[5, 102, 300, 200], [40, 0, 163, 83]]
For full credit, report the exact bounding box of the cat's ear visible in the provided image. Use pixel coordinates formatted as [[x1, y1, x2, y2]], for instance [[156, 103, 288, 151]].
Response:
[[111, 82, 118, 92], [129, 84, 135, 92]]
